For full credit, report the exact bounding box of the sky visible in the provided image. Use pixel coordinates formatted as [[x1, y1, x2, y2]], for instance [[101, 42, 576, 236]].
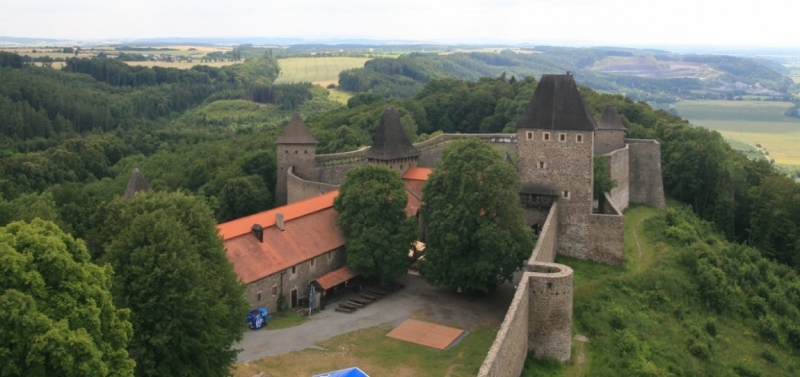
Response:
[[0, 0, 796, 47]]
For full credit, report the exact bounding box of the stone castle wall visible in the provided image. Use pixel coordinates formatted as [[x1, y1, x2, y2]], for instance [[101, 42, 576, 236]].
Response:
[[530, 203, 559, 264], [276, 143, 318, 206], [310, 148, 369, 186], [414, 133, 517, 168], [588, 193, 624, 266], [286, 167, 338, 204], [604, 146, 630, 211], [477, 271, 531, 377], [527, 263, 574, 362], [595, 129, 626, 155], [626, 139, 666, 209], [517, 129, 594, 261]]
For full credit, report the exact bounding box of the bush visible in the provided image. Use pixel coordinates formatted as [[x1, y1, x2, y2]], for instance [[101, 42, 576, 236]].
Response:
[[688, 341, 711, 360], [704, 319, 718, 337], [755, 315, 779, 343], [760, 349, 777, 363]]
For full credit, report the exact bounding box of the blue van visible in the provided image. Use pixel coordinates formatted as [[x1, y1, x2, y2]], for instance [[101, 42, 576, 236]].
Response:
[[247, 307, 269, 330]]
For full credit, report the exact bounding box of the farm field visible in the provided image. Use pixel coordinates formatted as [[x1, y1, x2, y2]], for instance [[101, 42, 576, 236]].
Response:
[[124, 60, 241, 69], [274, 57, 370, 87], [673, 100, 800, 165]]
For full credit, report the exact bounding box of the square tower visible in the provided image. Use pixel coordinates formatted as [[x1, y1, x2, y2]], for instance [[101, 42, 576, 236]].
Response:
[[516, 74, 596, 259]]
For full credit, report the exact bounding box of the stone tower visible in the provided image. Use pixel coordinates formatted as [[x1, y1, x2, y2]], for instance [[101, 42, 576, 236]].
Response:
[[594, 106, 627, 155], [275, 113, 319, 206], [515, 74, 596, 260], [123, 167, 152, 200], [365, 107, 420, 176]]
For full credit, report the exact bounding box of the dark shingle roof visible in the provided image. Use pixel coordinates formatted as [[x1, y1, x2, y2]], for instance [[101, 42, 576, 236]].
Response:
[[124, 168, 152, 200], [515, 74, 597, 131], [596, 106, 627, 130], [366, 107, 420, 160], [276, 113, 319, 145]]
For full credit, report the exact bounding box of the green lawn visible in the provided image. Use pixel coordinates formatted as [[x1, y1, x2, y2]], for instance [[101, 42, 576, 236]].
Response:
[[267, 310, 307, 330]]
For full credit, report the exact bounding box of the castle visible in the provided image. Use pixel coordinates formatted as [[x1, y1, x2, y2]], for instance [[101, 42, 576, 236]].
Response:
[[214, 73, 665, 376]]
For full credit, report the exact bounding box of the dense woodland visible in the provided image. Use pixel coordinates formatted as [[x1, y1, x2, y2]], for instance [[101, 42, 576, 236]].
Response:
[[1, 50, 799, 374]]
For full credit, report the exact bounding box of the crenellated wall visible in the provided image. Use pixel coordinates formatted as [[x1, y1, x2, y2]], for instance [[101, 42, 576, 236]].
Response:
[[477, 272, 530, 377], [414, 133, 517, 168], [626, 139, 666, 209], [604, 146, 630, 211], [286, 167, 338, 204], [529, 203, 559, 264], [588, 193, 624, 267]]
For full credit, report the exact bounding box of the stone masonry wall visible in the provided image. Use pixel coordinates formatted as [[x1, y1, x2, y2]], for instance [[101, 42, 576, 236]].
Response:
[[477, 272, 530, 377], [414, 133, 517, 168], [604, 146, 630, 211], [626, 139, 666, 209], [518, 129, 594, 261], [276, 143, 318, 206], [594, 129, 626, 155], [244, 247, 347, 312], [311, 147, 369, 186], [588, 194, 624, 266], [527, 263, 574, 362], [286, 167, 338, 204], [529, 203, 559, 264]]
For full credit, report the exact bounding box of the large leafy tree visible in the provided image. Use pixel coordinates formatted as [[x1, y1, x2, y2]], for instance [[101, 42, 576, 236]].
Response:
[[0, 219, 135, 377], [421, 139, 533, 293], [216, 175, 272, 222], [334, 165, 418, 281], [93, 191, 248, 377]]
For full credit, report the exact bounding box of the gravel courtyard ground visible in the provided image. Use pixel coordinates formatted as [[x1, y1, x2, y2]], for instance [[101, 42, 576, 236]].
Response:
[[235, 272, 521, 362]]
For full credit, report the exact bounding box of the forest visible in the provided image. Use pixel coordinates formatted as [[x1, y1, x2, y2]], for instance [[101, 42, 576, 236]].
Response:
[[1, 51, 799, 375]]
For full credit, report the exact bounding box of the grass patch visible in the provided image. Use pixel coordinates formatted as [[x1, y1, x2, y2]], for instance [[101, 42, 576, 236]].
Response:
[[267, 310, 307, 330], [234, 324, 496, 377], [327, 88, 354, 104], [274, 57, 370, 86]]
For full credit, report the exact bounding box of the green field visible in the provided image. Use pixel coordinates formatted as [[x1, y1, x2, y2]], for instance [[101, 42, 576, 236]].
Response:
[[274, 57, 370, 86], [673, 100, 800, 165]]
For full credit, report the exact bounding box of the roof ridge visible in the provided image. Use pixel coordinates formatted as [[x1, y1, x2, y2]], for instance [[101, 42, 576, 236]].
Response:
[[276, 112, 319, 145]]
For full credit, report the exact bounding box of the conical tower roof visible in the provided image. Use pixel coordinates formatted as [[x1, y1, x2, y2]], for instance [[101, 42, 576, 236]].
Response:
[[124, 168, 152, 200], [366, 107, 420, 160], [276, 113, 319, 145], [515, 74, 597, 131], [596, 106, 627, 130]]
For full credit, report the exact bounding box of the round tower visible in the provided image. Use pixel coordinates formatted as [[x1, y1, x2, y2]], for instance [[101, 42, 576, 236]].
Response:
[[528, 262, 573, 362], [594, 106, 627, 155], [365, 107, 420, 176], [275, 113, 318, 206]]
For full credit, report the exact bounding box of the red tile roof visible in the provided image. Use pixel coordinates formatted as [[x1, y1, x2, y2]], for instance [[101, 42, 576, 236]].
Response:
[[313, 266, 358, 290], [402, 167, 432, 181]]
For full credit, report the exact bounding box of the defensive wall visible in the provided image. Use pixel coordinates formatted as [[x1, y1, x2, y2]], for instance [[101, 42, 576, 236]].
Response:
[[478, 204, 573, 377], [310, 147, 369, 186], [588, 193, 625, 267], [626, 139, 666, 210], [286, 167, 338, 204], [603, 145, 630, 211], [413, 133, 517, 168]]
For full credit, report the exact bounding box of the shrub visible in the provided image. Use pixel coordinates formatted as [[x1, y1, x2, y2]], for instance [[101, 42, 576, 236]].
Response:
[[760, 349, 777, 363], [755, 315, 779, 343], [688, 341, 710, 360], [704, 319, 718, 337]]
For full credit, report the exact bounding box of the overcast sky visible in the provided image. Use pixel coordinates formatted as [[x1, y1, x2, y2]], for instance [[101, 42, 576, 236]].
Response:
[[0, 0, 795, 47]]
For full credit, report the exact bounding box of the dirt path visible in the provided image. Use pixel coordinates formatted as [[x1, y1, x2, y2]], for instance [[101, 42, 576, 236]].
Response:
[[236, 272, 520, 362]]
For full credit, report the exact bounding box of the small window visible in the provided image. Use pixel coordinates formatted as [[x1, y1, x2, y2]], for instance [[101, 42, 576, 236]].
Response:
[[291, 266, 297, 274], [576, 134, 584, 143], [285, 150, 288, 153], [310, 258, 315, 267], [294, 150, 298, 154], [562, 190, 570, 199], [543, 132, 551, 141], [304, 150, 308, 154], [526, 131, 534, 140], [257, 291, 262, 301], [272, 285, 277, 295], [558, 133, 566, 142], [539, 161, 546, 169], [327, 251, 333, 260]]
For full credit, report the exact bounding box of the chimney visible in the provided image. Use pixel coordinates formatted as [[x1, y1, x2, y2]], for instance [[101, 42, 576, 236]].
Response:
[[276, 212, 285, 231], [251, 224, 263, 242]]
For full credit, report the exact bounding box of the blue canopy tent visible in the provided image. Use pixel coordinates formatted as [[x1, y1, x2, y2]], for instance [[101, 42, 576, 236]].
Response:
[[312, 367, 369, 377]]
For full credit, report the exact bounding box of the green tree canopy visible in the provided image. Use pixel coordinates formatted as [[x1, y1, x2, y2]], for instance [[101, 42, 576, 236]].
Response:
[[420, 139, 533, 293], [333, 165, 418, 281], [0, 219, 135, 377], [593, 155, 618, 210], [93, 191, 248, 377], [216, 175, 272, 222]]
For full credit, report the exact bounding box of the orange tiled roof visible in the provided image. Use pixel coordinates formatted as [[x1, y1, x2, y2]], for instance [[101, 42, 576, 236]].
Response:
[[217, 191, 338, 241], [402, 167, 432, 181], [313, 265, 358, 290]]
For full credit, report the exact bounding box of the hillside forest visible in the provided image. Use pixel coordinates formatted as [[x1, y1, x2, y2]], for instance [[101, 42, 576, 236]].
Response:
[[1, 49, 799, 374]]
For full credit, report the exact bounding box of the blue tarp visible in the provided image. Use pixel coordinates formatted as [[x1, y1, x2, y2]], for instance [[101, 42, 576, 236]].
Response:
[[312, 367, 369, 377]]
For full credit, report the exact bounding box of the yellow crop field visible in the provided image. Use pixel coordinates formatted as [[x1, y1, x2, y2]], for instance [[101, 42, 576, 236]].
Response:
[[274, 57, 371, 86], [674, 100, 800, 166], [123, 60, 242, 69]]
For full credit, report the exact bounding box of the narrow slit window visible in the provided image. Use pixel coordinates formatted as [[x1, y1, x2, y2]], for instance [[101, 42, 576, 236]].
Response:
[[539, 161, 546, 169], [291, 266, 296, 274], [272, 285, 277, 295], [257, 291, 262, 301], [562, 190, 570, 199], [310, 258, 315, 267]]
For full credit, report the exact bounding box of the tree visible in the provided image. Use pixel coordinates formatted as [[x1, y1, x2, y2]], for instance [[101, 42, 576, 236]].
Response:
[[334, 165, 418, 281], [0, 219, 135, 377], [420, 139, 533, 293], [94, 192, 248, 377], [216, 175, 272, 222], [593, 155, 618, 211]]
